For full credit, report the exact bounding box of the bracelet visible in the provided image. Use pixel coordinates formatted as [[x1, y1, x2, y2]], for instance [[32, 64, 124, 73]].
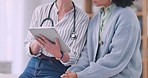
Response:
[[60, 51, 64, 59]]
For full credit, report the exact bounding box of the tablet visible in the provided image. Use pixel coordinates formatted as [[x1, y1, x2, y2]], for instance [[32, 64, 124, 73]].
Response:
[[29, 27, 70, 53]]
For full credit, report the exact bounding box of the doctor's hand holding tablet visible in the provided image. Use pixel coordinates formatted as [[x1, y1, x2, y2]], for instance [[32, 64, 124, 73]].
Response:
[[36, 35, 63, 58], [29, 27, 70, 61]]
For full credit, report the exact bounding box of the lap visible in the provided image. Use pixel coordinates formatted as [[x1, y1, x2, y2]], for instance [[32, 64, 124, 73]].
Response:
[[19, 57, 69, 78]]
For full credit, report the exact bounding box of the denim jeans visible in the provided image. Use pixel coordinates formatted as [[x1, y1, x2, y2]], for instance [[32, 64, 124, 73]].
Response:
[[19, 57, 69, 78]]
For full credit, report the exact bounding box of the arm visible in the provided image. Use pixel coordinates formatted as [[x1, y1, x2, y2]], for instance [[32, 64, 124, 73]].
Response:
[[61, 18, 89, 66], [36, 34, 90, 73], [24, 6, 42, 57], [36, 18, 89, 65], [77, 27, 140, 78], [68, 45, 90, 73], [61, 46, 90, 78], [67, 15, 97, 72]]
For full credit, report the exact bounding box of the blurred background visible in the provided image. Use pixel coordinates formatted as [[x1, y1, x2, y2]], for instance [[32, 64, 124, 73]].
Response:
[[0, 0, 147, 78]]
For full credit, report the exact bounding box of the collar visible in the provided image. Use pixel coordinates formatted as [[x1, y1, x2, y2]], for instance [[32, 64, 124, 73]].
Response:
[[100, 3, 116, 15], [53, 2, 75, 16]]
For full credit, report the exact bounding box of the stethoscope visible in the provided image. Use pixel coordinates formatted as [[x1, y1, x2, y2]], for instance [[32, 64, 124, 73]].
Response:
[[40, 0, 77, 39]]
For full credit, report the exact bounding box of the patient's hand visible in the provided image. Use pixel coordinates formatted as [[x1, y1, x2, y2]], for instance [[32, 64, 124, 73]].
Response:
[[61, 71, 78, 78]]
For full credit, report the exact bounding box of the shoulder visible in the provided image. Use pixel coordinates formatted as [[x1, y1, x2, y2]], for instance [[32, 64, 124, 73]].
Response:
[[115, 7, 137, 19], [87, 12, 100, 33], [33, 3, 52, 14], [75, 6, 89, 20], [89, 11, 100, 26], [114, 7, 140, 29]]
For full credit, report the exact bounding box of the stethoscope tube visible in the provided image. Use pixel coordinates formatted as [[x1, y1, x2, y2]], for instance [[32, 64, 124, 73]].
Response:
[[40, 0, 77, 39], [72, 1, 76, 37], [40, 1, 55, 26], [40, 18, 54, 27]]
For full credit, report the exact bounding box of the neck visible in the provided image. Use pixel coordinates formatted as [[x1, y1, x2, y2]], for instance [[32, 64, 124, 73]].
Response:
[[104, 2, 112, 8], [56, 0, 73, 14]]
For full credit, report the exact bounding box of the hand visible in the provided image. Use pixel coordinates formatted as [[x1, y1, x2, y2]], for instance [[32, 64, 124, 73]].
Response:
[[35, 34, 62, 58], [61, 71, 78, 78]]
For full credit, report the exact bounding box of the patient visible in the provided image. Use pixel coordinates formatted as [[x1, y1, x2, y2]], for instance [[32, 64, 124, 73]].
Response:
[[61, 0, 142, 78]]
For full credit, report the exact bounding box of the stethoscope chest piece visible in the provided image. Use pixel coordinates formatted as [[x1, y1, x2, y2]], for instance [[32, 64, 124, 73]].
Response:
[[70, 32, 77, 39]]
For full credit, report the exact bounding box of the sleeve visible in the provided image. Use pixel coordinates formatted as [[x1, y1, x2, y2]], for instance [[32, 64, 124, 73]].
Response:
[[61, 17, 89, 66], [68, 17, 94, 72], [24, 6, 41, 57], [76, 11, 141, 78], [68, 45, 90, 72]]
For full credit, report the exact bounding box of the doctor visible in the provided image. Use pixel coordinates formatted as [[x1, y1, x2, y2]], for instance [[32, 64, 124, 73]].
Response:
[[19, 0, 89, 78], [61, 0, 142, 78]]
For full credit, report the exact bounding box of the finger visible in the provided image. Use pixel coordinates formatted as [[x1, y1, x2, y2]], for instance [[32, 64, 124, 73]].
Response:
[[55, 38, 60, 49], [65, 71, 71, 74], [39, 34, 50, 44], [36, 37, 44, 44], [60, 74, 68, 78], [39, 34, 55, 48], [36, 39, 44, 47], [37, 35, 46, 44], [35, 37, 45, 47], [38, 36, 47, 44]]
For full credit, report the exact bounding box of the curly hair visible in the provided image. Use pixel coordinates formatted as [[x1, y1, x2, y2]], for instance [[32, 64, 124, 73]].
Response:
[[112, 0, 135, 8]]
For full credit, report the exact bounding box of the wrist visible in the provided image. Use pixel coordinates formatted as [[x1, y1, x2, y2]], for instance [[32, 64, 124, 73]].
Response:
[[60, 51, 64, 59], [56, 51, 64, 60], [59, 53, 70, 63]]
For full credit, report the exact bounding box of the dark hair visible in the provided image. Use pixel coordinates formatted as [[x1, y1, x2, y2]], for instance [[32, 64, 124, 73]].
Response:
[[112, 0, 135, 8]]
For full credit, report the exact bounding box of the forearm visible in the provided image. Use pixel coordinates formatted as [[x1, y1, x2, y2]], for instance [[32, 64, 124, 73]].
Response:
[[26, 39, 42, 57], [29, 42, 40, 55], [68, 46, 89, 72]]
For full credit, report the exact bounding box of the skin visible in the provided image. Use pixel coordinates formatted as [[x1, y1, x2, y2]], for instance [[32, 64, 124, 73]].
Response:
[[93, 0, 111, 8], [29, 0, 74, 62], [61, 0, 112, 78]]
